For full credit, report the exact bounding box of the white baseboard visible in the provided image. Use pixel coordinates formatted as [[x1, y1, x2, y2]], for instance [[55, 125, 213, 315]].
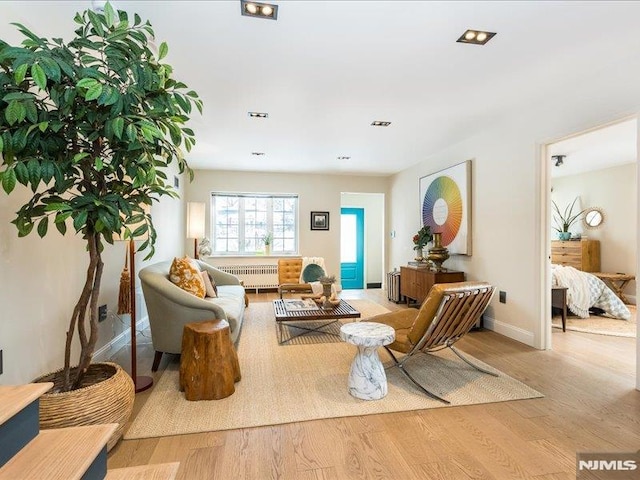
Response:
[[482, 315, 536, 348], [93, 315, 149, 362]]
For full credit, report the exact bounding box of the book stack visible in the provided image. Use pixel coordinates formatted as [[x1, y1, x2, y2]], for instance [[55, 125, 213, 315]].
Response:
[[283, 298, 319, 311]]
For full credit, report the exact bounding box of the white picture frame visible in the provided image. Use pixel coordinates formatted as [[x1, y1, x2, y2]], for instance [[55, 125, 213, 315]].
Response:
[[419, 160, 472, 255]]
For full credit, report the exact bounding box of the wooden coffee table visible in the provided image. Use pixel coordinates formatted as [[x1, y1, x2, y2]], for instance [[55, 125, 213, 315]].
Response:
[[273, 299, 361, 344]]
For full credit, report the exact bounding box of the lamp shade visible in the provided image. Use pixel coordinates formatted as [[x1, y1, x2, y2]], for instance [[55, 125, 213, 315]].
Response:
[[187, 202, 206, 239]]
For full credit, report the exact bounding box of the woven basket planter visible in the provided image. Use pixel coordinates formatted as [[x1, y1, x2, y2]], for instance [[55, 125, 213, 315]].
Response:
[[35, 362, 134, 451]]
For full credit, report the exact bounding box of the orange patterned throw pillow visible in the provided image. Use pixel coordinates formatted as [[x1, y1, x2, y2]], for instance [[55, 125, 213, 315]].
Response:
[[169, 257, 206, 298]]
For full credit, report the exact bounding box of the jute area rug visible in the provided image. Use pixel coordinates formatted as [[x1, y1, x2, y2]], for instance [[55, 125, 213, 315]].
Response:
[[124, 300, 543, 440], [552, 305, 637, 338]]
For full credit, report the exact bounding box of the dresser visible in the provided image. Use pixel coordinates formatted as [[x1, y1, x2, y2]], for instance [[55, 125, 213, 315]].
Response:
[[400, 266, 465, 306], [550, 239, 600, 272]]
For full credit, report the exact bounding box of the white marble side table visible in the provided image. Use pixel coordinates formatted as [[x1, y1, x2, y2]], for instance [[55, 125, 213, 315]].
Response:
[[340, 322, 395, 400]]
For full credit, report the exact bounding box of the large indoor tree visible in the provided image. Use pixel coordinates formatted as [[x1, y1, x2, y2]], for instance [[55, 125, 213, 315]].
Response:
[[0, 3, 202, 391]]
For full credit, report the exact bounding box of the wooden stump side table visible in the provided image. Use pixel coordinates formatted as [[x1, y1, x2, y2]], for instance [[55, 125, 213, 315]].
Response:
[[179, 320, 241, 401]]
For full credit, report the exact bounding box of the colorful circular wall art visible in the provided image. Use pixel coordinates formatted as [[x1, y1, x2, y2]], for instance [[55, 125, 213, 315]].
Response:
[[421, 175, 463, 246]]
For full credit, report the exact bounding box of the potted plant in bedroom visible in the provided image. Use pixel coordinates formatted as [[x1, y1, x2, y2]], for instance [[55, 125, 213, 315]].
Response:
[[552, 198, 585, 240], [0, 2, 201, 448]]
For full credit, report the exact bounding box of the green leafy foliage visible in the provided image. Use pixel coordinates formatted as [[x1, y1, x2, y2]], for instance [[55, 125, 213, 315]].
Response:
[[552, 198, 584, 233], [412, 225, 432, 251], [0, 2, 202, 391], [0, 2, 203, 259]]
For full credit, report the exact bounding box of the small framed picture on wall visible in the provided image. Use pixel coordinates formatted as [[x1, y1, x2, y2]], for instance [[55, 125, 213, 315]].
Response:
[[310, 211, 329, 230]]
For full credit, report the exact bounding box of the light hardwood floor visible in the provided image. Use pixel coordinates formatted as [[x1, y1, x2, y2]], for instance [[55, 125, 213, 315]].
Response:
[[107, 289, 639, 479]]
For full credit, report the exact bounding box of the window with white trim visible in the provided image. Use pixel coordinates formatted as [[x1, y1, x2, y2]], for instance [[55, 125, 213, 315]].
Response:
[[211, 192, 298, 255]]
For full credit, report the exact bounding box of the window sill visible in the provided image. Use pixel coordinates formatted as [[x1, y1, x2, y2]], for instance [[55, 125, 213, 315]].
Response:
[[205, 254, 300, 259]]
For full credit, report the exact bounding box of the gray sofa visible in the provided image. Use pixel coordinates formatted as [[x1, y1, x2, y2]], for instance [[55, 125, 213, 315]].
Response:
[[139, 259, 246, 371]]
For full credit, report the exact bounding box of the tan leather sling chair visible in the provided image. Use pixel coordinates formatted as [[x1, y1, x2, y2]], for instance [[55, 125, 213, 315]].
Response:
[[369, 281, 496, 404]]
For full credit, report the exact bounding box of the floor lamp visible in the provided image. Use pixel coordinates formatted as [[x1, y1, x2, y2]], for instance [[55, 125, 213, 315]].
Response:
[[118, 220, 153, 394], [127, 238, 153, 393], [187, 202, 206, 259]]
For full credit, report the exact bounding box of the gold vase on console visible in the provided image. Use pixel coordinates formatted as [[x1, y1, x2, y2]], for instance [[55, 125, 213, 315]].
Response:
[[427, 232, 449, 272]]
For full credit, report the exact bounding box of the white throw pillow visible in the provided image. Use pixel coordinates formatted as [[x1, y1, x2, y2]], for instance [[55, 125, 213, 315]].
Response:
[[200, 271, 218, 298]]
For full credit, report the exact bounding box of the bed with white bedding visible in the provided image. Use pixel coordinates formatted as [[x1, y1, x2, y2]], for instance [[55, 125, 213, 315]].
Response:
[[551, 264, 631, 320]]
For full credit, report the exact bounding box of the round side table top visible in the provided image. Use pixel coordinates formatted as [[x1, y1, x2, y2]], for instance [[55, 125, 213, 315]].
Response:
[[340, 322, 395, 347]]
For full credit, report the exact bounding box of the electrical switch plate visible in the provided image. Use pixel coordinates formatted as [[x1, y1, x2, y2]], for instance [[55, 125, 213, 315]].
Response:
[[99, 305, 108, 322]]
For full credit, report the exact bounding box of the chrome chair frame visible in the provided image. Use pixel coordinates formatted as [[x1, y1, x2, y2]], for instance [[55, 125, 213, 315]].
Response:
[[384, 285, 497, 404]]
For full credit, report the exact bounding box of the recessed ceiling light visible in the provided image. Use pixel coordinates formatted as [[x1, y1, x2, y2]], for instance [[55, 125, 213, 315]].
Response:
[[248, 112, 269, 118], [371, 121, 391, 127], [457, 29, 496, 45], [337, 156, 351, 160], [241, 0, 278, 20], [251, 152, 265, 156]]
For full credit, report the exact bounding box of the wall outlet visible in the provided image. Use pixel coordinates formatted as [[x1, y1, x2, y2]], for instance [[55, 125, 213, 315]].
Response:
[[99, 305, 108, 322], [499, 291, 507, 303]]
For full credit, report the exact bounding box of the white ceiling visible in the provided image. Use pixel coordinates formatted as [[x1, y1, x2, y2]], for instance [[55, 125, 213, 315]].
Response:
[[3, 1, 640, 175], [549, 118, 638, 178]]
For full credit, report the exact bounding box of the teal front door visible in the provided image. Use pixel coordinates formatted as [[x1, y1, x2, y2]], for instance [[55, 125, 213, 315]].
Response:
[[340, 208, 364, 289]]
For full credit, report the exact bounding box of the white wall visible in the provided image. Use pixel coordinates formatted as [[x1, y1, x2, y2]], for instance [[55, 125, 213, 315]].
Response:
[[552, 163, 637, 302], [341, 193, 385, 286], [388, 56, 640, 349], [636, 120, 640, 391], [0, 166, 186, 385], [187, 170, 388, 282], [147, 168, 187, 266]]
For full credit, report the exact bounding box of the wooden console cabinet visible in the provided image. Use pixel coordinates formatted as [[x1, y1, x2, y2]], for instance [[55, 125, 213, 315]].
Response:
[[400, 266, 465, 306], [551, 239, 600, 272]]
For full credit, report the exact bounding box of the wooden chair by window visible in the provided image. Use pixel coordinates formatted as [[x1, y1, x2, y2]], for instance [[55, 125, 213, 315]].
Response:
[[278, 257, 327, 298]]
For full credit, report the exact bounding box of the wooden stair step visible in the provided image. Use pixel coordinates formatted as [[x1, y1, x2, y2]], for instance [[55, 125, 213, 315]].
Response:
[[0, 423, 117, 480], [106, 462, 180, 480], [0, 383, 54, 468], [0, 383, 53, 426]]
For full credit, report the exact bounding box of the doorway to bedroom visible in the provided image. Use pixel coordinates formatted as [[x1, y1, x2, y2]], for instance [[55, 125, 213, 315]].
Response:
[[544, 117, 638, 345]]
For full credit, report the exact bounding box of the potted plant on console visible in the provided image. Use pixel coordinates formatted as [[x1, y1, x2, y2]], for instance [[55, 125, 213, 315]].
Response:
[[552, 198, 584, 241], [0, 2, 201, 449], [412, 225, 432, 261]]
